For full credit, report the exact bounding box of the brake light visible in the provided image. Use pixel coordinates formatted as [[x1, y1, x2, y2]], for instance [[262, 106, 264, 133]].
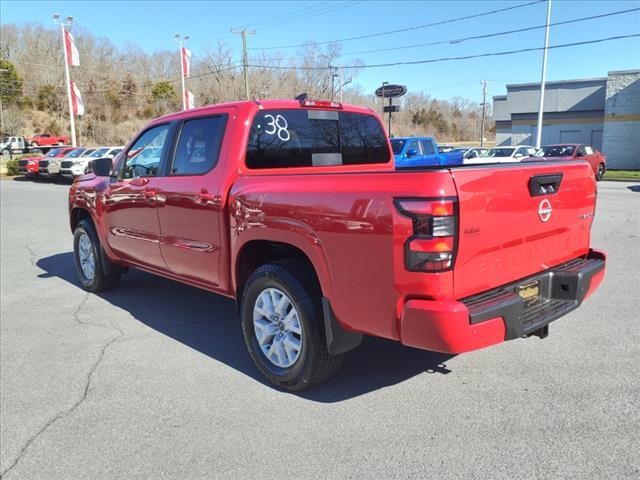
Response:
[[395, 197, 458, 272], [300, 100, 343, 109]]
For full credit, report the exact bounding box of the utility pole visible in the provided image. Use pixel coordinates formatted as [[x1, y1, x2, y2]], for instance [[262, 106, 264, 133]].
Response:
[[330, 65, 339, 101], [53, 13, 76, 147], [0, 68, 6, 135], [231, 29, 255, 100], [535, 0, 552, 149], [174, 34, 189, 111], [480, 79, 488, 147]]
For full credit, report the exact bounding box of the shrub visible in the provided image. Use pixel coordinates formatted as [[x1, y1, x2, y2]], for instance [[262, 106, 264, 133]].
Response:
[[6, 159, 20, 176]]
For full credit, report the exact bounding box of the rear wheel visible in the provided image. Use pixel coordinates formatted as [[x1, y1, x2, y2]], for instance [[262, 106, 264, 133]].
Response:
[[240, 261, 343, 391], [73, 219, 121, 292], [56, 141, 64, 146], [596, 163, 605, 181]]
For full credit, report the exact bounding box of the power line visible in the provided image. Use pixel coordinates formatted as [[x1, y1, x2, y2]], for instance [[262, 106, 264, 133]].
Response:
[[252, 1, 364, 32], [189, 2, 360, 45], [250, 0, 545, 50], [247, 33, 640, 70], [342, 7, 640, 56]]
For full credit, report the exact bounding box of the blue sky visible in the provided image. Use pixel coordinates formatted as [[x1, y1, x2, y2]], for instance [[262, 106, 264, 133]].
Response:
[[2, 0, 639, 103]]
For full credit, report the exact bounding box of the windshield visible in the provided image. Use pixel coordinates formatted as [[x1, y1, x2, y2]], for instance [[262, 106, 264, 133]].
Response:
[[46, 148, 62, 157], [390, 139, 406, 154], [1, 137, 10, 143], [534, 145, 575, 157], [487, 148, 515, 157], [90, 148, 109, 158], [65, 148, 86, 158]]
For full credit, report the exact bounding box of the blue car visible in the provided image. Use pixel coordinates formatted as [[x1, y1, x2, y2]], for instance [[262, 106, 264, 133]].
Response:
[[391, 137, 463, 168]]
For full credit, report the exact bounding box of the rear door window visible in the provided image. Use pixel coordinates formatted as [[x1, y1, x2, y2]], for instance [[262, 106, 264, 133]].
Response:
[[170, 115, 227, 175], [246, 109, 389, 169], [420, 140, 435, 155]]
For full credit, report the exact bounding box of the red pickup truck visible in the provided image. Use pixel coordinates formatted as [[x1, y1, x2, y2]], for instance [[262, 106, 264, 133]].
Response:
[[69, 99, 605, 390], [27, 133, 70, 147]]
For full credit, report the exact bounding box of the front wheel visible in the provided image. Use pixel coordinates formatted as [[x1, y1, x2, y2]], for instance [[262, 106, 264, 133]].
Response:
[[596, 163, 605, 181], [30, 141, 38, 147], [240, 261, 343, 391], [73, 219, 121, 292]]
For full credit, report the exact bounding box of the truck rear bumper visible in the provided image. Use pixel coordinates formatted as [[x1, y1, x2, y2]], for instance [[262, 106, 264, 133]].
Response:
[[400, 249, 606, 354]]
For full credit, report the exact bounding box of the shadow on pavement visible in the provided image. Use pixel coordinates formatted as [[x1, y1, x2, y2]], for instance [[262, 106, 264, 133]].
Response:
[[626, 185, 640, 192], [36, 252, 455, 402]]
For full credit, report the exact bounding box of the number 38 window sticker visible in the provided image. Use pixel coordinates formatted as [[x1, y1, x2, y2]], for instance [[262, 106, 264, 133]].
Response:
[[260, 114, 290, 142]]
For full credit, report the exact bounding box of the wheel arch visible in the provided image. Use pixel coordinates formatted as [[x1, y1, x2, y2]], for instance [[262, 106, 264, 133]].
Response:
[[234, 239, 326, 305]]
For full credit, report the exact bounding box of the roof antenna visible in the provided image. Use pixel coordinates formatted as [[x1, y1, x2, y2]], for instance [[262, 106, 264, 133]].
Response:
[[295, 93, 308, 101]]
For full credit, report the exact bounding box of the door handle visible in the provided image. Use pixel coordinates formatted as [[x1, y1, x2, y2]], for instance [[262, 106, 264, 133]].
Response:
[[195, 189, 218, 205], [130, 177, 150, 187], [143, 188, 157, 199]]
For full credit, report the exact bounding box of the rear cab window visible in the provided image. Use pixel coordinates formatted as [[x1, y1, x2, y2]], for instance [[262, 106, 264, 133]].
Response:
[[246, 109, 390, 169]]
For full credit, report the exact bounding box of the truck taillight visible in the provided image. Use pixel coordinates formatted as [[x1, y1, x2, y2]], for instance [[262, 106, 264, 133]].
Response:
[[395, 197, 458, 272], [299, 100, 343, 109]]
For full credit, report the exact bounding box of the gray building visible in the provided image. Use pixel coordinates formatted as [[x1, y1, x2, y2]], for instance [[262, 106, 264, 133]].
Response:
[[494, 70, 639, 169]]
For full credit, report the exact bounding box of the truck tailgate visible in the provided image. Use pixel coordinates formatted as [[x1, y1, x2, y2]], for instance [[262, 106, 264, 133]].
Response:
[[451, 162, 596, 299]]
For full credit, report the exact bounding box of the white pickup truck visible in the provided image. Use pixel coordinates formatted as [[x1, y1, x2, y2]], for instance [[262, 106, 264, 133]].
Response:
[[0, 136, 67, 155]]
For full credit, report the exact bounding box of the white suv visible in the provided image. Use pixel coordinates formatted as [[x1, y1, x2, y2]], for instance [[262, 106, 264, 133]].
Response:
[[60, 146, 124, 179]]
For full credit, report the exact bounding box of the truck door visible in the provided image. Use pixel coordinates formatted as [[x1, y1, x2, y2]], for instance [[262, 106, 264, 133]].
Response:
[[102, 123, 171, 270], [155, 110, 233, 288], [419, 139, 440, 166]]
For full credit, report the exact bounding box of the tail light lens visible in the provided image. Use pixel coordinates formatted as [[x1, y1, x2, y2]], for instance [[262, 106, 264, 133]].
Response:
[[300, 100, 343, 109], [395, 197, 458, 272]]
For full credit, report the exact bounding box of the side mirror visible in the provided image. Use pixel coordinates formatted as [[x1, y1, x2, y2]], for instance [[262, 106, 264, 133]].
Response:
[[514, 153, 523, 158], [91, 157, 113, 176], [406, 148, 418, 157]]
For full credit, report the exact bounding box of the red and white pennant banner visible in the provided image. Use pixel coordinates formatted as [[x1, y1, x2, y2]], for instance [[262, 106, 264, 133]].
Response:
[[186, 90, 195, 110], [70, 81, 85, 116], [182, 47, 191, 78], [64, 30, 80, 66]]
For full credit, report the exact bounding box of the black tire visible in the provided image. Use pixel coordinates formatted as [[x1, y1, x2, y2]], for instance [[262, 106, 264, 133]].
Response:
[[73, 219, 121, 292], [1, 149, 9, 156], [240, 261, 343, 391], [596, 163, 605, 181]]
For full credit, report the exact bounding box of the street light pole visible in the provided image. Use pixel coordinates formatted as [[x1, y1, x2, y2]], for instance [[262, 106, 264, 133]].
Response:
[[535, 0, 552, 149], [174, 34, 189, 111], [53, 13, 76, 147]]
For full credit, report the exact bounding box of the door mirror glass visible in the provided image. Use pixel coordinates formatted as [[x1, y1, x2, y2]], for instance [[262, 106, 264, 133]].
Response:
[[91, 157, 113, 176]]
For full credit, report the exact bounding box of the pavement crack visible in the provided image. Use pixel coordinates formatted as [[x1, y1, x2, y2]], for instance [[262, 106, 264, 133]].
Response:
[[0, 295, 124, 479], [24, 245, 37, 267]]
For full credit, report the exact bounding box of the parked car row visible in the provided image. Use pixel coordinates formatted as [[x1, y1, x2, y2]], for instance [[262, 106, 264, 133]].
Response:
[[17, 145, 123, 181], [392, 137, 606, 180]]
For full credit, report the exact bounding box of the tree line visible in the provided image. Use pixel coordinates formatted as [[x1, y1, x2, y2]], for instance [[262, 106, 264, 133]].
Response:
[[1, 22, 493, 146]]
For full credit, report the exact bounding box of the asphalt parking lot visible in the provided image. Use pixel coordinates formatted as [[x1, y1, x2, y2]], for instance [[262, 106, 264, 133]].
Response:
[[1, 179, 639, 479]]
